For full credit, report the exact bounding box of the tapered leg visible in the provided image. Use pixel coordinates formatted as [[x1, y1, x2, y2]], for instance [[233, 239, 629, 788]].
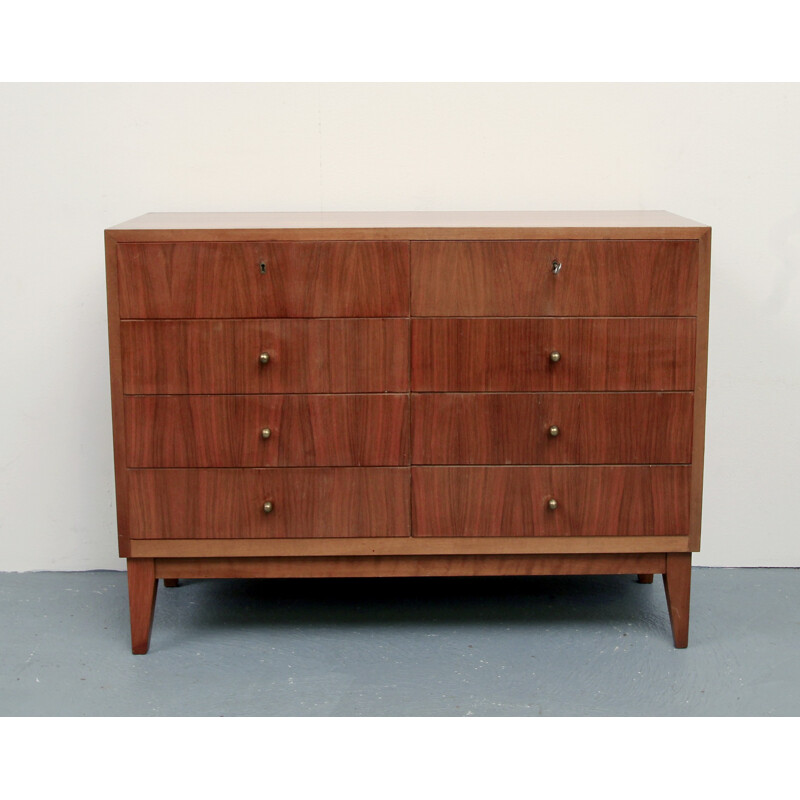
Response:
[[637, 574, 654, 584], [163, 578, 179, 588], [127, 558, 158, 654], [663, 553, 692, 648]]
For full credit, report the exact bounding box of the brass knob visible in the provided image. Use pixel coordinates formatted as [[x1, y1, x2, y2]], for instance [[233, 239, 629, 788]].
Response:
[[549, 351, 561, 363], [259, 352, 270, 365], [261, 427, 272, 439], [547, 498, 558, 511], [263, 501, 274, 514], [549, 425, 560, 438]]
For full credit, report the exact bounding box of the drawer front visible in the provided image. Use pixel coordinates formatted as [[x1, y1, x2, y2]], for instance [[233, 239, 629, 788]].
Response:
[[127, 468, 411, 539], [125, 394, 410, 467], [412, 466, 691, 537], [121, 319, 409, 394], [118, 241, 409, 318], [411, 240, 698, 316], [412, 318, 696, 391], [412, 393, 693, 465]]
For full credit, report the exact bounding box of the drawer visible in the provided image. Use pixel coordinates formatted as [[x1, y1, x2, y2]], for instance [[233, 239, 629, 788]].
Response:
[[412, 393, 693, 464], [117, 241, 409, 318], [412, 318, 696, 391], [127, 468, 411, 539], [411, 240, 698, 316], [411, 466, 691, 537], [121, 319, 409, 394], [125, 394, 410, 467]]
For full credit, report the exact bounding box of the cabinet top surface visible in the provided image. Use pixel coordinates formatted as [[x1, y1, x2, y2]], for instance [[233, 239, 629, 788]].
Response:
[[106, 211, 710, 241]]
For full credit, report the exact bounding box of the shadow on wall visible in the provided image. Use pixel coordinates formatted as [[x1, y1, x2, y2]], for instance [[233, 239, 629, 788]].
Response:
[[699, 210, 800, 566]]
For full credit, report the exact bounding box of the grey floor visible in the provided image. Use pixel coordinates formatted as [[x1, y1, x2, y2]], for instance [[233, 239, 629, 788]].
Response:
[[1, 568, 798, 716]]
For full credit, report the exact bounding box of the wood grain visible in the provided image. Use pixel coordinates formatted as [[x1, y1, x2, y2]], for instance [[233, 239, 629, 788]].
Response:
[[412, 318, 696, 392], [121, 319, 410, 394], [411, 466, 691, 538], [118, 241, 409, 318], [126, 468, 411, 539], [154, 553, 667, 579], [125, 394, 410, 467], [412, 392, 693, 465], [411, 240, 699, 316], [130, 535, 691, 558], [127, 558, 157, 654]]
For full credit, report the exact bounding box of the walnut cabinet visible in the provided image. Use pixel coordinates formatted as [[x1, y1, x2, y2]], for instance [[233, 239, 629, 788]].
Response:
[[105, 211, 710, 652]]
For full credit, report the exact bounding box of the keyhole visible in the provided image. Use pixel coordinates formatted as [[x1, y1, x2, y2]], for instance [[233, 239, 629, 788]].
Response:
[[260, 261, 267, 274]]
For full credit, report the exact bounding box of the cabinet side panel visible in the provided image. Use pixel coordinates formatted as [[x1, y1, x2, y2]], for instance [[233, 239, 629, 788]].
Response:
[[105, 233, 130, 556], [689, 229, 711, 550]]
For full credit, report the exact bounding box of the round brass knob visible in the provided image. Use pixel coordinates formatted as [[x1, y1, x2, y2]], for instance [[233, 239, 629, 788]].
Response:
[[549, 425, 560, 438], [261, 427, 272, 439], [549, 351, 561, 363], [547, 498, 558, 511], [259, 352, 271, 365], [263, 501, 274, 514]]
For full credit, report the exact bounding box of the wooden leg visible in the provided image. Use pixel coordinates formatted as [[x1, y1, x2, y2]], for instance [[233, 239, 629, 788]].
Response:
[[637, 573, 654, 584], [127, 558, 158, 655], [662, 553, 692, 648], [163, 578, 179, 588]]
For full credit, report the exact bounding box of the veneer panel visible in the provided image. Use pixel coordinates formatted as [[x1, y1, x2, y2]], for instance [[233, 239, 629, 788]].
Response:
[[412, 392, 693, 464], [125, 394, 410, 467], [411, 466, 691, 538], [127, 468, 411, 539], [121, 319, 410, 394], [411, 240, 698, 316], [412, 318, 696, 392], [118, 241, 409, 318]]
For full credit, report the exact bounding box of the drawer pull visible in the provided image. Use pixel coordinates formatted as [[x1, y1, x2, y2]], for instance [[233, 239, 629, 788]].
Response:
[[263, 501, 274, 514], [547, 498, 559, 511], [551, 259, 562, 274], [261, 427, 272, 439], [549, 350, 561, 363], [259, 352, 271, 365], [548, 425, 560, 438]]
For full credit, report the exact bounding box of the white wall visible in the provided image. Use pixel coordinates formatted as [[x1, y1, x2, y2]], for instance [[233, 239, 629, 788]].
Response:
[[1, 82, 798, 570]]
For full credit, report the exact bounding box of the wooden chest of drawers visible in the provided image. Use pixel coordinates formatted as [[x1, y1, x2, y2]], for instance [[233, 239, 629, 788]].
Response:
[[105, 211, 711, 653]]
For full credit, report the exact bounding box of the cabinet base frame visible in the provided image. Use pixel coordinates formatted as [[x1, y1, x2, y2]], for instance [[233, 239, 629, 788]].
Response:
[[128, 535, 691, 558], [128, 551, 692, 653]]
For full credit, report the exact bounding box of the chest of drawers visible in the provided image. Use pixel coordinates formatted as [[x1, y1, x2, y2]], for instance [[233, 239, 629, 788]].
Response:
[[105, 211, 711, 653]]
